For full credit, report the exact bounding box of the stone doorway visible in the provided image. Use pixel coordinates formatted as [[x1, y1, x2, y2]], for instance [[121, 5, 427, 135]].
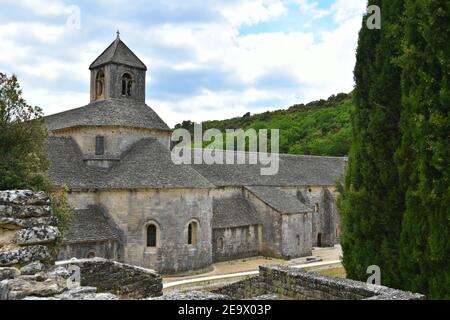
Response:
[[317, 233, 322, 247]]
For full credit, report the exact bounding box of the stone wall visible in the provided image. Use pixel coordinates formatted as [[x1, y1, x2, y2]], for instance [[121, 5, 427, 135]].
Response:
[[280, 212, 313, 258], [52, 125, 171, 161], [243, 189, 283, 258], [212, 225, 262, 262], [90, 64, 146, 103], [58, 240, 119, 261], [0, 190, 60, 268], [67, 188, 213, 274], [58, 258, 163, 298], [296, 187, 338, 247], [214, 265, 426, 300]]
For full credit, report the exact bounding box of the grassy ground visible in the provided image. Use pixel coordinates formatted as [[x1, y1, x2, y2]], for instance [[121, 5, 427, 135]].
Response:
[[316, 267, 347, 278]]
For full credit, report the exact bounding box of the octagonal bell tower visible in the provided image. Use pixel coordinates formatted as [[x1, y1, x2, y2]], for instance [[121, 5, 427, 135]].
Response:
[[89, 32, 147, 103]]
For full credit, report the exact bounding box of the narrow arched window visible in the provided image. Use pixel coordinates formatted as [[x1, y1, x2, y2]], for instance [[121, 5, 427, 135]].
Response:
[[188, 221, 198, 246], [147, 224, 157, 247], [95, 136, 105, 155], [96, 71, 105, 98], [217, 237, 224, 251], [121, 73, 132, 96]]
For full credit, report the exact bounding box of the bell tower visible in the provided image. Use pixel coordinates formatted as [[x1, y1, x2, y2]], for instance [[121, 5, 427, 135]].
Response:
[[89, 32, 147, 103]]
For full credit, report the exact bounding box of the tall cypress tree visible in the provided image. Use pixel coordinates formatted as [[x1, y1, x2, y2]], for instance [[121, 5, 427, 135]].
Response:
[[398, 0, 450, 299], [339, 0, 406, 287]]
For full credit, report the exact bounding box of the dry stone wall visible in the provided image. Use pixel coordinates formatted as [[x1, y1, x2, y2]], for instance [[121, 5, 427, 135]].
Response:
[[0, 190, 163, 300], [57, 258, 163, 298], [214, 265, 426, 300], [0, 190, 59, 267]]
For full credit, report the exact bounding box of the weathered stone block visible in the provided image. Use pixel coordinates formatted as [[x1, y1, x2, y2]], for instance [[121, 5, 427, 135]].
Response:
[[0, 216, 57, 230], [0, 267, 20, 281], [0, 276, 67, 300], [20, 262, 46, 275], [0, 190, 50, 206], [0, 245, 50, 267], [0, 205, 52, 219], [16, 226, 60, 246]]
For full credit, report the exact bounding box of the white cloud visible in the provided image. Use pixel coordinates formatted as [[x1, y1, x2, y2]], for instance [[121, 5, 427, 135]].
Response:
[[0, 22, 66, 44], [20, 0, 72, 16], [219, 0, 287, 27], [293, 0, 331, 19], [331, 0, 367, 22]]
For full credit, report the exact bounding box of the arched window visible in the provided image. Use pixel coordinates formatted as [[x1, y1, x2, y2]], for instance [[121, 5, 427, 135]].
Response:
[[86, 251, 96, 259], [314, 203, 319, 212], [96, 71, 105, 98], [95, 136, 105, 155], [187, 221, 198, 246], [147, 224, 158, 248], [121, 73, 132, 96], [217, 237, 224, 251]]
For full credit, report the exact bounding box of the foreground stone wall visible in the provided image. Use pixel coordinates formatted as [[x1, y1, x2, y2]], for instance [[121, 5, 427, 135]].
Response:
[[58, 258, 163, 298], [214, 265, 426, 300], [0, 190, 60, 268]]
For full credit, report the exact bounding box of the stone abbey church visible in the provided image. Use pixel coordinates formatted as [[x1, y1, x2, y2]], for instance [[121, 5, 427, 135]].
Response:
[[44, 35, 346, 274]]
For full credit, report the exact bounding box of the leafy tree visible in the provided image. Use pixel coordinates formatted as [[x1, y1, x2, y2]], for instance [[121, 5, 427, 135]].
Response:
[[397, 0, 450, 299], [0, 73, 72, 242], [338, 0, 406, 288], [0, 73, 50, 191]]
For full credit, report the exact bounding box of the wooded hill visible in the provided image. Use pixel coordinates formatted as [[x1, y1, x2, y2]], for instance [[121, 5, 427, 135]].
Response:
[[175, 92, 353, 157]]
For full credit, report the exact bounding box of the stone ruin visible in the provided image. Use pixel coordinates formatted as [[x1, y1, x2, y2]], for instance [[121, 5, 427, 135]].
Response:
[[0, 190, 162, 300]]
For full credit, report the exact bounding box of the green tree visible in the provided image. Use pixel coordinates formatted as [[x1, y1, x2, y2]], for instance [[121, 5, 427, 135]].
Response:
[[397, 0, 450, 299], [0, 73, 72, 244], [338, 0, 406, 288], [0, 73, 50, 191]]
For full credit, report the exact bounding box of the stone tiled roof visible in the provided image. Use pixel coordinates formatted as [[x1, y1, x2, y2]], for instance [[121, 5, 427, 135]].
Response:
[[212, 195, 261, 229], [45, 137, 214, 190], [191, 150, 346, 187], [63, 206, 120, 243], [245, 186, 311, 214], [89, 37, 147, 70], [44, 99, 170, 132]]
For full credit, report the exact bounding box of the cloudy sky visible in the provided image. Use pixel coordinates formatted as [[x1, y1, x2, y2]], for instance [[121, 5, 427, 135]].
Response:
[[0, 0, 367, 127]]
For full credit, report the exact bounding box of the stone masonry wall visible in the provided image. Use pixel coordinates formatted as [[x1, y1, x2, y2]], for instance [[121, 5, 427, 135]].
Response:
[[58, 258, 163, 298], [0, 190, 60, 268], [214, 265, 426, 300], [52, 126, 171, 160], [1, 190, 164, 300], [212, 225, 262, 262], [67, 189, 213, 274]]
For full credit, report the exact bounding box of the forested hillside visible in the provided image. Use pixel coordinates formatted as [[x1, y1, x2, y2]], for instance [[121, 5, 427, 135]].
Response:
[[175, 92, 353, 157]]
